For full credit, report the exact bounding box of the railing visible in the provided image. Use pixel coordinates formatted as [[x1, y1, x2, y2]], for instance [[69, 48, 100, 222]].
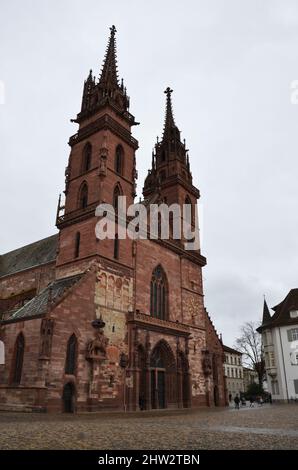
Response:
[[56, 202, 98, 227], [68, 114, 138, 148], [127, 310, 190, 333]]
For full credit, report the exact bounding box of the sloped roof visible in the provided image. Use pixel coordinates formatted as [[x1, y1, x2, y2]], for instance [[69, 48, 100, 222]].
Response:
[[0, 234, 58, 278], [2, 274, 82, 323], [223, 344, 242, 355], [257, 288, 298, 332]]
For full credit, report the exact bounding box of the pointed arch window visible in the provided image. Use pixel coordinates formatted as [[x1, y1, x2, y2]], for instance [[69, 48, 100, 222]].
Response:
[[82, 142, 92, 173], [113, 184, 121, 212], [65, 334, 77, 375], [185, 195, 193, 224], [79, 183, 88, 209], [150, 265, 168, 320], [74, 232, 80, 258], [114, 233, 119, 259], [12, 333, 25, 385], [115, 145, 124, 175]]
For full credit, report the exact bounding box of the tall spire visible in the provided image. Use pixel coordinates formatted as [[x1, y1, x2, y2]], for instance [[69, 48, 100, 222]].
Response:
[[99, 25, 119, 88], [163, 87, 175, 137], [262, 298, 271, 324]]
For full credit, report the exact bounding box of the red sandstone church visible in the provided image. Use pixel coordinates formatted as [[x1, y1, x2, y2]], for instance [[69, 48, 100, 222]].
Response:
[[0, 26, 226, 412]]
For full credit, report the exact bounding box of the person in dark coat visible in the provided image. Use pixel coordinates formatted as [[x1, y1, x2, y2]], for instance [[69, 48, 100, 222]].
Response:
[[234, 394, 240, 409]]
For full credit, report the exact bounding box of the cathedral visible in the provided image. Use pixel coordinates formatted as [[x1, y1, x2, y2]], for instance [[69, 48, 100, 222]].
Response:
[[0, 26, 226, 412]]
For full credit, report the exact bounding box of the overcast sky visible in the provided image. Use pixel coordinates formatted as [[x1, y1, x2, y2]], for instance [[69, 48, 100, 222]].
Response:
[[1, 0, 298, 346]]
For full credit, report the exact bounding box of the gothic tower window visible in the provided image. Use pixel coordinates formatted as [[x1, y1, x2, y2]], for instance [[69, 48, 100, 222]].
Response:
[[185, 195, 193, 224], [115, 145, 124, 175], [11, 333, 25, 385], [65, 334, 77, 375], [79, 182, 88, 209], [114, 233, 119, 259], [150, 265, 168, 320], [82, 142, 92, 173], [74, 232, 80, 258], [113, 184, 122, 212]]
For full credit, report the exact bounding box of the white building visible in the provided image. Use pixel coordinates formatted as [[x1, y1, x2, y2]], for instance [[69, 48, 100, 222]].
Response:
[[223, 345, 244, 399], [257, 292, 298, 402]]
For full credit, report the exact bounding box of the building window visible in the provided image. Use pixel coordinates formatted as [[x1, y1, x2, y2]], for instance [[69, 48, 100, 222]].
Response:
[[290, 352, 298, 365], [12, 333, 25, 385], [113, 184, 122, 213], [115, 145, 124, 175], [65, 334, 77, 375], [185, 195, 193, 224], [150, 265, 168, 320], [114, 233, 119, 260], [79, 182, 88, 209], [287, 328, 298, 342], [290, 310, 298, 319], [82, 142, 92, 173], [74, 232, 80, 258], [294, 379, 298, 394]]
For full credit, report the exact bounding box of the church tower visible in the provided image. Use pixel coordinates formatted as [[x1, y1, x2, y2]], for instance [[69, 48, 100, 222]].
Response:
[[143, 87, 201, 248], [56, 26, 138, 273]]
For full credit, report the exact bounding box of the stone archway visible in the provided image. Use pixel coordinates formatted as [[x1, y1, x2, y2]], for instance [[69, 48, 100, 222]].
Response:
[[62, 382, 76, 413], [150, 340, 177, 409]]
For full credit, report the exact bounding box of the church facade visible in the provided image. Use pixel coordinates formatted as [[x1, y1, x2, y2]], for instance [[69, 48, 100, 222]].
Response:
[[0, 26, 226, 412]]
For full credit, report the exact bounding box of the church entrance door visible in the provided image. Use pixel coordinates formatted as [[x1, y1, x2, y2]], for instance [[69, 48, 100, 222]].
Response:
[[151, 369, 166, 409]]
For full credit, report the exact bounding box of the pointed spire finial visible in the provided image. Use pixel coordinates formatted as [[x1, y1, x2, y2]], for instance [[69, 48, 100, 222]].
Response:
[[162, 86, 177, 139], [262, 298, 271, 324], [99, 25, 119, 87]]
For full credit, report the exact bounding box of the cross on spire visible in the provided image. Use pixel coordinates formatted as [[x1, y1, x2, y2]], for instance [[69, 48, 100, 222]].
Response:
[[99, 25, 119, 88]]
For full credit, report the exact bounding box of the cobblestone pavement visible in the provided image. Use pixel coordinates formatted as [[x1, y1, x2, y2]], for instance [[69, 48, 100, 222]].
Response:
[[0, 404, 297, 450]]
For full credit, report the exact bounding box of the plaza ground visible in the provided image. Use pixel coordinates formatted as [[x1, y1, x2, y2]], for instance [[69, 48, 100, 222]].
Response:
[[0, 403, 297, 450]]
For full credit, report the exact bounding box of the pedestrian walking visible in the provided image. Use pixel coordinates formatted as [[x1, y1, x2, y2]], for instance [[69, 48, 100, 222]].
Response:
[[234, 394, 240, 410]]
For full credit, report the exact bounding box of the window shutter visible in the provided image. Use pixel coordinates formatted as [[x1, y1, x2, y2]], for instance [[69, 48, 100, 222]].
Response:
[[287, 329, 293, 342]]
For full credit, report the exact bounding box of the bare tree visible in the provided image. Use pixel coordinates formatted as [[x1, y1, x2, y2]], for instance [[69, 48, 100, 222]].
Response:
[[235, 321, 265, 387]]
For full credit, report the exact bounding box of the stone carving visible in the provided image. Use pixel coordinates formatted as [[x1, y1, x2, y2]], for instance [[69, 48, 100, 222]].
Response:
[[86, 328, 109, 361], [99, 154, 107, 177]]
